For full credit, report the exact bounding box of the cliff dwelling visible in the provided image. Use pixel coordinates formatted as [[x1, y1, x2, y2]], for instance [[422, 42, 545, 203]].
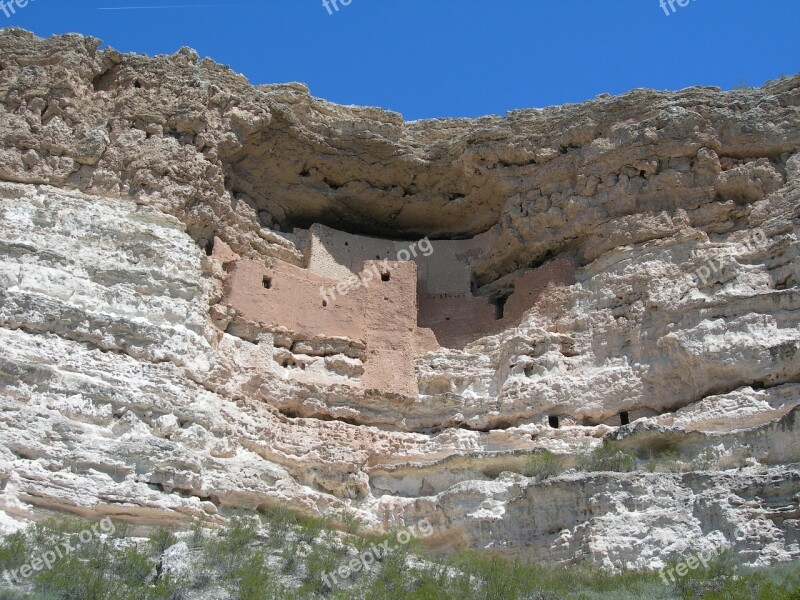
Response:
[[214, 223, 577, 399]]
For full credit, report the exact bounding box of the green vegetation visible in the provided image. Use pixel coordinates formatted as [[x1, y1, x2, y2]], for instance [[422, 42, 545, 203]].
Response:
[[147, 528, 178, 556], [0, 532, 28, 574], [525, 440, 751, 477], [645, 448, 682, 473], [578, 440, 638, 473], [669, 550, 800, 600], [525, 450, 566, 481], [1, 511, 799, 599]]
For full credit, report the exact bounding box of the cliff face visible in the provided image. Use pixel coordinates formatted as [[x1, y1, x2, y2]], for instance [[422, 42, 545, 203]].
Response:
[[0, 28, 800, 572]]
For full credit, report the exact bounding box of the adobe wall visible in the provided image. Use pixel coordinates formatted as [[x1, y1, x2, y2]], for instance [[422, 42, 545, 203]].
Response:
[[304, 224, 508, 349], [216, 238, 424, 398], [305, 223, 500, 297], [306, 224, 400, 281], [362, 261, 420, 397], [417, 294, 496, 349], [415, 230, 499, 296], [418, 257, 578, 349], [301, 224, 578, 350], [222, 256, 366, 341]]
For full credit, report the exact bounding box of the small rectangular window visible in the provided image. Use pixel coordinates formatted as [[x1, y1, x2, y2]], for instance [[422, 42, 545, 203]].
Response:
[[493, 295, 509, 320]]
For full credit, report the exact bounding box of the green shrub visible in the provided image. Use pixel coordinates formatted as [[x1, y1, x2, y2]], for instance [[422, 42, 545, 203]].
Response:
[[214, 515, 259, 556], [335, 510, 363, 535], [259, 506, 329, 545], [644, 449, 682, 473], [5, 513, 800, 600], [580, 441, 637, 473], [689, 448, 717, 472], [237, 552, 273, 600], [33, 547, 110, 600], [108, 520, 134, 540], [667, 550, 800, 599], [449, 550, 674, 600], [280, 542, 299, 575], [525, 451, 565, 481], [295, 514, 329, 544], [0, 531, 29, 573], [363, 541, 415, 597], [0, 590, 34, 600], [31, 541, 183, 600], [403, 564, 458, 600], [204, 514, 261, 577], [366, 558, 458, 599], [115, 546, 155, 587], [298, 543, 350, 595], [189, 522, 208, 549], [148, 528, 178, 556], [260, 506, 296, 547]]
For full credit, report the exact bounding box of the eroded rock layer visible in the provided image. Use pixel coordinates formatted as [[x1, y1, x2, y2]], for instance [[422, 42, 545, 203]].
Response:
[[0, 28, 799, 571]]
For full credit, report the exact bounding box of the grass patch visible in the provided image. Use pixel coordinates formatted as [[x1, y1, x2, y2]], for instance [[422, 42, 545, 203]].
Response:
[[645, 448, 682, 473], [579, 440, 638, 473], [525, 451, 566, 481]]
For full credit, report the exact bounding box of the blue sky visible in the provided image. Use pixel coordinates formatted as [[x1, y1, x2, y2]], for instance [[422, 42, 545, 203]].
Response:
[[8, 0, 800, 120]]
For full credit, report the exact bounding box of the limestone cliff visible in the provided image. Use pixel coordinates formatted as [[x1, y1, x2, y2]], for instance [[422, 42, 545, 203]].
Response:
[[0, 27, 799, 572]]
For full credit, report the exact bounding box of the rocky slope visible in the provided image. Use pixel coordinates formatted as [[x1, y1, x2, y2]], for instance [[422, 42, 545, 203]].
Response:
[[0, 28, 799, 572]]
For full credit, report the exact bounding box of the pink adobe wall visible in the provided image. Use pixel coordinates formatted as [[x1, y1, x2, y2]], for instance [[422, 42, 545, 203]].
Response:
[[417, 257, 577, 349], [223, 258, 367, 341], [417, 294, 496, 349], [217, 241, 426, 398], [214, 231, 577, 394], [362, 261, 420, 397]]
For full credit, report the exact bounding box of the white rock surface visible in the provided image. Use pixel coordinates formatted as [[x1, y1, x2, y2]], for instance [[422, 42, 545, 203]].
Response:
[[159, 542, 193, 581]]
